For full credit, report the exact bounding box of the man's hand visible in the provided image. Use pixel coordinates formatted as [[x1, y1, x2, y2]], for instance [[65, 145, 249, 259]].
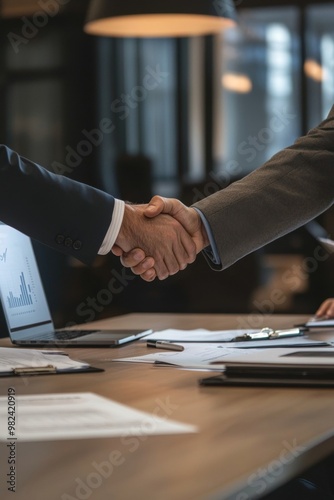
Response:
[[114, 197, 209, 281], [315, 298, 334, 319], [112, 247, 157, 282], [145, 196, 209, 252], [113, 203, 197, 280]]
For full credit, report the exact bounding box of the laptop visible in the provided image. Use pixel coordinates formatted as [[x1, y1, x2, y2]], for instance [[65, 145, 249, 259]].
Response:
[[0, 222, 152, 346]]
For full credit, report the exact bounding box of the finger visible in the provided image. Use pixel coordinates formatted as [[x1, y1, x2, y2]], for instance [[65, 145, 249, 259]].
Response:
[[144, 196, 186, 220], [171, 234, 195, 269], [126, 257, 155, 275], [144, 195, 166, 218], [156, 220, 195, 274], [326, 306, 334, 318], [156, 254, 179, 280], [315, 306, 327, 318], [119, 248, 147, 268], [147, 199, 198, 236], [315, 299, 333, 317], [179, 229, 197, 264], [138, 269, 157, 282], [111, 244, 124, 257], [167, 218, 196, 268], [153, 256, 172, 280], [320, 299, 334, 318], [144, 196, 181, 217]]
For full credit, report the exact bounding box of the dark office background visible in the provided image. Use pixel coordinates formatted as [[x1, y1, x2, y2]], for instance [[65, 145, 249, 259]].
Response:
[[1, 0, 334, 332]]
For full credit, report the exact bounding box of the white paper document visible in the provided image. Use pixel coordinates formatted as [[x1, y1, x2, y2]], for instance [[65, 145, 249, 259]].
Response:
[[144, 328, 258, 342], [115, 344, 259, 369], [0, 347, 90, 373], [217, 347, 334, 368], [116, 335, 329, 371], [144, 329, 328, 346], [0, 392, 197, 442]]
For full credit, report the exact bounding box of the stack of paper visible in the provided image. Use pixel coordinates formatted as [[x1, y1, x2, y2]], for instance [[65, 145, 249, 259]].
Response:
[[114, 329, 331, 371]]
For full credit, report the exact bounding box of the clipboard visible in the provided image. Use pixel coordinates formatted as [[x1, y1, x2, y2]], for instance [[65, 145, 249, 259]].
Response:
[[0, 364, 104, 377], [0, 347, 104, 377], [199, 371, 334, 388]]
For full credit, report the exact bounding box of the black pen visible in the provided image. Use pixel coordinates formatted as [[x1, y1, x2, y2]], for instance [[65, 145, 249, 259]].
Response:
[[147, 340, 184, 351]]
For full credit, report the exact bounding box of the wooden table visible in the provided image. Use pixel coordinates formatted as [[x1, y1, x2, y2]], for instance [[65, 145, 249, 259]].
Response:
[[1, 313, 334, 500]]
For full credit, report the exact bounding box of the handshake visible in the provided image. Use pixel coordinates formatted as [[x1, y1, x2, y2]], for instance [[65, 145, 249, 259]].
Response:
[[113, 195, 210, 282]]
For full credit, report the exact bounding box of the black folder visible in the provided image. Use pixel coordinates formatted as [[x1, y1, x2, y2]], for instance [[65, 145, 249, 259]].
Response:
[[199, 364, 334, 388]]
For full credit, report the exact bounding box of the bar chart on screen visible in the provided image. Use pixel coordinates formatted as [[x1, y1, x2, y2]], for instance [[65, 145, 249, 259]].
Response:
[[0, 224, 51, 331], [7, 271, 34, 308]]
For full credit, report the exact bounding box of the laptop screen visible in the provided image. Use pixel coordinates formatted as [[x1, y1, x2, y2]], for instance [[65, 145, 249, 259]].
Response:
[[0, 222, 54, 340]]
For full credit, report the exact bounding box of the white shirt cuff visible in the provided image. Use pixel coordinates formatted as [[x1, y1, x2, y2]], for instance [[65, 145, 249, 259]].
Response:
[[98, 199, 125, 255]]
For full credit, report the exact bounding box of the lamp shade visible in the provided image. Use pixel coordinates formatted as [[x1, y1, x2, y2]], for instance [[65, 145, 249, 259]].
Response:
[[84, 0, 237, 38]]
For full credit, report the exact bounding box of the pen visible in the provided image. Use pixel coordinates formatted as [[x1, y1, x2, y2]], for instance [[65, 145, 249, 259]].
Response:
[[147, 341, 184, 351]]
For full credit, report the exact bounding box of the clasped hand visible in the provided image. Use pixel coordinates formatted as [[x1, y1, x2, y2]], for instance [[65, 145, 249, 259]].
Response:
[[113, 196, 209, 281]]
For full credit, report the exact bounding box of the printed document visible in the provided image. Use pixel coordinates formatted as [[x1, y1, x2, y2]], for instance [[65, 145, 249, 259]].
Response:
[[115, 344, 258, 369], [0, 392, 197, 442]]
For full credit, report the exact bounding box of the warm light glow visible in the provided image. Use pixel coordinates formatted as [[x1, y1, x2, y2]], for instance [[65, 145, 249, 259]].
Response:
[[84, 14, 235, 38], [304, 59, 326, 82], [221, 73, 253, 93]]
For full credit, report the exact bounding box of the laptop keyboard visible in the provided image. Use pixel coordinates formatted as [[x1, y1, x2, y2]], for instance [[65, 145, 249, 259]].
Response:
[[46, 330, 99, 340]]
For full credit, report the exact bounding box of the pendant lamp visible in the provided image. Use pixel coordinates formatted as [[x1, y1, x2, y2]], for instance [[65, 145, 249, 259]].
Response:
[[84, 0, 237, 38]]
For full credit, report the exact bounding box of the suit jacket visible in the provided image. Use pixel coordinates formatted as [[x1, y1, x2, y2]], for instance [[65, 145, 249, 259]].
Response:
[[194, 105, 334, 270], [0, 145, 115, 264]]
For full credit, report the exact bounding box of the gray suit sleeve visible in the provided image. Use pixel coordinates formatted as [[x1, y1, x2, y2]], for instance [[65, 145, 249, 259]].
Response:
[[193, 106, 334, 270], [0, 145, 115, 264]]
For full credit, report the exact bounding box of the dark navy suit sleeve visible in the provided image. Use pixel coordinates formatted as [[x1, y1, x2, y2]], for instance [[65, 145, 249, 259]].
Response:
[[0, 145, 115, 264]]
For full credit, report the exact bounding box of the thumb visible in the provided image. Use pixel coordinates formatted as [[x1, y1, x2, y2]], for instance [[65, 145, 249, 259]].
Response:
[[144, 195, 167, 218], [111, 244, 124, 257]]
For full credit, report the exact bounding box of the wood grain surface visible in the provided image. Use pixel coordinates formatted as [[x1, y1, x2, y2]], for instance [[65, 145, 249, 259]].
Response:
[[1, 313, 334, 500]]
